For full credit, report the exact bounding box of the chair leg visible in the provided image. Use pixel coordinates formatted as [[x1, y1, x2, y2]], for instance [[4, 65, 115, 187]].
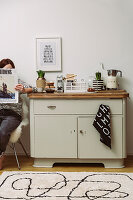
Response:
[[12, 143, 21, 170], [18, 139, 29, 158]]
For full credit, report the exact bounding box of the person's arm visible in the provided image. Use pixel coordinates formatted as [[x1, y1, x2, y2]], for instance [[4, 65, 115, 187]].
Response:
[[15, 79, 37, 93], [15, 85, 34, 93], [24, 87, 33, 93]]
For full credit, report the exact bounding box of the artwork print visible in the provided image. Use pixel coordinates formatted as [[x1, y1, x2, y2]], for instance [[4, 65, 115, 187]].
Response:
[[40, 42, 56, 66], [0, 69, 18, 103], [36, 38, 61, 71]]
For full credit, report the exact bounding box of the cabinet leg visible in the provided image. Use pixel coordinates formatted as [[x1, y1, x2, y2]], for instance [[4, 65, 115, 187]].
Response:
[[103, 159, 124, 168], [33, 158, 54, 168]]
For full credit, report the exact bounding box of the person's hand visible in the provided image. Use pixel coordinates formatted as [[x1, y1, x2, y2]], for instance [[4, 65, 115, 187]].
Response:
[[15, 84, 26, 93]]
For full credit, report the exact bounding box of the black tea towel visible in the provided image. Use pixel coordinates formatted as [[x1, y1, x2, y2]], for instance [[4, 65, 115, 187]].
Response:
[[93, 104, 111, 148]]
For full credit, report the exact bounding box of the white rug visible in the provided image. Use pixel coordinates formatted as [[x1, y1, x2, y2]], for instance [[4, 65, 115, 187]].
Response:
[[0, 171, 133, 200]]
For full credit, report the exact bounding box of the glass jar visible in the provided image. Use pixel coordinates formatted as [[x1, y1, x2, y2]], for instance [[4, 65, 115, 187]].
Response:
[[87, 76, 95, 92]]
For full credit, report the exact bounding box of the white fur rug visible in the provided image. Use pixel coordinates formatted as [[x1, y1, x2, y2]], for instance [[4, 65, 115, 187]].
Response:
[[0, 171, 133, 199]]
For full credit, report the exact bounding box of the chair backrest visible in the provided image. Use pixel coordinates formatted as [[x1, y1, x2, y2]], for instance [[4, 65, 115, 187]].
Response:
[[9, 95, 29, 143]]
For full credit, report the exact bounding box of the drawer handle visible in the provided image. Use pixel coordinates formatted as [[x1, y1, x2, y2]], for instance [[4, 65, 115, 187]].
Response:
[[47, 106, 56, 109], [79, 130, 87, 135], [79, 130, 84, 134]]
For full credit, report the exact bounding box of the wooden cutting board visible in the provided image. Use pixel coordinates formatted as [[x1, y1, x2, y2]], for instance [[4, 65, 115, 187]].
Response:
[[96, 89, 126, 93]]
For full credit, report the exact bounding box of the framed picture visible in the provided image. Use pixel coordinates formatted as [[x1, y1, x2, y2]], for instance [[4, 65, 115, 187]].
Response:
[[36, 37, 62, 71], [0, 69, 18, 103]]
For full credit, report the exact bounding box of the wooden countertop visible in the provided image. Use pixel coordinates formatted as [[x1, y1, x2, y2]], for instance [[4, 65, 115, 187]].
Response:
[[28, 90, 129, 99]]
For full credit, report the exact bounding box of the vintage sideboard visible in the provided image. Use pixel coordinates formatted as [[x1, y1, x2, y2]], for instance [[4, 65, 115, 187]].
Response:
[[28, 90, 129, 168]]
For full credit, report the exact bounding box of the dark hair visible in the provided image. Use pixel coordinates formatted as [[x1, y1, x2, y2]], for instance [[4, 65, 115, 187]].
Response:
[[0, 58, 15, 68]]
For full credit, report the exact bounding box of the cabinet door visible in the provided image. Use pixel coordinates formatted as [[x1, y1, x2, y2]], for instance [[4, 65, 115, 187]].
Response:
[[34, 115, 77, 158], [78, 116, 122, 159]]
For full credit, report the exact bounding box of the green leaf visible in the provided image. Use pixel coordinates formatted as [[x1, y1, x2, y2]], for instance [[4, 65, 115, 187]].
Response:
[[95, 72, 101, 80], [37, 70, 45, 78]]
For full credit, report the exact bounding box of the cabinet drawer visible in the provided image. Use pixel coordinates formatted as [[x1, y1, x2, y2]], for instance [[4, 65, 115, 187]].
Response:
[[33, 99, 122, 115]]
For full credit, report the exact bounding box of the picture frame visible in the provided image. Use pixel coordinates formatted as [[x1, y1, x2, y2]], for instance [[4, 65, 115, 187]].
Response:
[[0, 69, 18, 103], [36, 37, 62, 72]]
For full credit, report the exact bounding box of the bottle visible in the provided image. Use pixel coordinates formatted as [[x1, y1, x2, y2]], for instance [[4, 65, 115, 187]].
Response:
[[57, 75, 64, 93]]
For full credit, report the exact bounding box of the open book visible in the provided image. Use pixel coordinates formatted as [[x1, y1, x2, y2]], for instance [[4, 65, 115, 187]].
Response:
[[0, 69, 18, 103]]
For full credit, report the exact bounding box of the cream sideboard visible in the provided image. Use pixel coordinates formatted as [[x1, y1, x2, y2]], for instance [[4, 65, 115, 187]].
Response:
[[28, 91, 129, 168]]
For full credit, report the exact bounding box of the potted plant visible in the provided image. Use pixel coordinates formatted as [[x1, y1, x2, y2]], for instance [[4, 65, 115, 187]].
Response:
[[93, 71, 103, 91], [95, 71, 101, 80], [36, 70, 46, 90]]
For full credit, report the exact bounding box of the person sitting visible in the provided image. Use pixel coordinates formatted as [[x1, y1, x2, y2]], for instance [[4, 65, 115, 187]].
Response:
[[0, 58, 37, 170]]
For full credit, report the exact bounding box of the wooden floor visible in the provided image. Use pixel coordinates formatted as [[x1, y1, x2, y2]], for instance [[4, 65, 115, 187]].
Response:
[[0, 155, 133, 175]]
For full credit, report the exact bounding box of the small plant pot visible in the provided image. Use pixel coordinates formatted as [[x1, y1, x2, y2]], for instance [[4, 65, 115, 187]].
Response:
[[36, 78, 46, 89], [93, 80, 104, 91]]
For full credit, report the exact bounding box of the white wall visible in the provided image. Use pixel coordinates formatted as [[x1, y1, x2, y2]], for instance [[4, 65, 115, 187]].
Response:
[[0, 0, 133, 154]]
